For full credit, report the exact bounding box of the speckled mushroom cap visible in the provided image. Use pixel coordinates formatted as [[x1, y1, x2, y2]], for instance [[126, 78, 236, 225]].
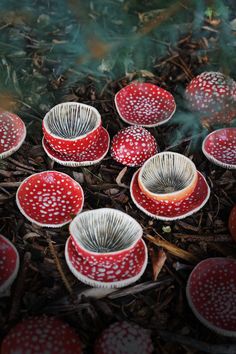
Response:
[[94, 321, 153, 354], [115, 82, 176, 127], [185, 71, 236, 112], [229, 205, 236, 242], [42, 127, 110, 167], [16, 171, 84, 227], [186, 258, 236, 337], [1, 316, 83, 354], [202, 128, 236, 169], [43, 102, 102, 154], [0, 235, 19, 296], [111, 126, 158, 167], [0, 111, 26, 159]]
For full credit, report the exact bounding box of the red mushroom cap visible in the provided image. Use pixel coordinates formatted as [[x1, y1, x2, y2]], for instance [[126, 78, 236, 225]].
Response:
[[94, 321, 153, 354], [16, 171, 84, 227], [0, 111, 26, 159], [202, 128, 236, 169], [185, 72, 236, 124], [1, 316, 83, 354], [229, 205, 236, 241], [115, 82, 176, 127], [0, 235, 19, 295], [186, 258, 236, 337], [111, 126, 158, 167]]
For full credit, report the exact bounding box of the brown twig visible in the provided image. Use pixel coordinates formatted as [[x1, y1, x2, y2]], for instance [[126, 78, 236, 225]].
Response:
[[45, 233, 72, 295], [145, 235, 199, 263]]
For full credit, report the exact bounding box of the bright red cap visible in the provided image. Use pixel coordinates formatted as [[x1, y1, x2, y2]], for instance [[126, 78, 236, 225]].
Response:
[[0, 235, 19, 295], [94, 321, 153, 354], [16, 171, 84, 227], [186, 258, 236, 337], [1, 316, 83, 354], [186, 71, 236, 112], [115, 82, 176, 127], [0, 111, 26, 159], [229, 205, 236, 241], [111, 126, 158, 167]]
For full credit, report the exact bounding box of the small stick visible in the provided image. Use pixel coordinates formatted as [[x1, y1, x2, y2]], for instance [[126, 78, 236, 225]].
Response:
[[116, 167, 129, 188], [173, 233, 232, 242], [158, 330, 236, 354], [0, 182, 21, 188], [8, 157, 36, 172], [45, 233, 72, 295], [145, 235, 199, 263]]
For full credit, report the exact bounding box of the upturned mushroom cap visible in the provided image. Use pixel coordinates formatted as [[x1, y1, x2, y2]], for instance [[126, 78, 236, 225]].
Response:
[[111, 126, 158, 167], [16, 171, 84, 227], [94, 321, 153, 354], [229, 205, 236, 241], [0, 111, 26, 159], [43, 102, 102, 154], [186, 258, 236, 337], [115, 82, 176, 127], [202, 128, 236, 169], [1, 316, 83, 354], [0, 235, 19, 296], [185, 71, 236, 112]]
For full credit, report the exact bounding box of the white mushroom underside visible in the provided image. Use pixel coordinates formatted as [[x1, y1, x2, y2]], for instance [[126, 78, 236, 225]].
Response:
[[141, 153, 195, 194], [46, 103, 99, 138], [71, 209, 141, 253]]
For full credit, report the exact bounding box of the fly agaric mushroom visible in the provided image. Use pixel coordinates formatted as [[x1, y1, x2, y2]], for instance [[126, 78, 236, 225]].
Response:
[[202, 128, 236, 169], [0, 111, 26, 159], [1, 316, 83, 354], [16, 171, 84, 227], [186, 258, 236, 337], [42, 102, 102, 155], [185, 71, 236, 125], [111, 126, 158, 167], [229, 205, 236, 241], [94, 321, 153, 354], [0, 235, 19, 296], [66, 208, 148, 288], [138, 152, 198, 202], [115, 82, 176, 127]]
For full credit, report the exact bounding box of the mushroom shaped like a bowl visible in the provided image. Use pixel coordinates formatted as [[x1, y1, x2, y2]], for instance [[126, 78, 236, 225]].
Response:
[[0, 235, 19, 296], [115, 82, 176, 127], [229, 205, 236, 242], [202, 128, 236, 169], [185, 71, 236, 125], [138, 152, 198, 202], [111, 125, 158, 167], [186, 258, 236, 337], [1, 316, 83, 354], [94, 321, 153, 354], [0, 111, 26, 159], [16, 171, 84, 227], [66, 208, 148, 288], [43, 102, 102, 154]]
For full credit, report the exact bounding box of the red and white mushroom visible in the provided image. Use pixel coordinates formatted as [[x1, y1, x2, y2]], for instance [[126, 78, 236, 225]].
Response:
[[229, 205, 236, 241], [115, 82, 176, 127], [65, 208, 148, 288], [186, 257, 236, 337], [1, 316, 83, 354], [111, 126, 158, 167], [130, 169, 210, 220], [185, 71, 236, 125], [94, 321, 153, 354], [202, 128, 236, 169], [42, 127, 110, 167], [16, 171, 84, 227], [0, 111, 26, 159], [42, 102, 102, 155], [0, 235, 19, 296]]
